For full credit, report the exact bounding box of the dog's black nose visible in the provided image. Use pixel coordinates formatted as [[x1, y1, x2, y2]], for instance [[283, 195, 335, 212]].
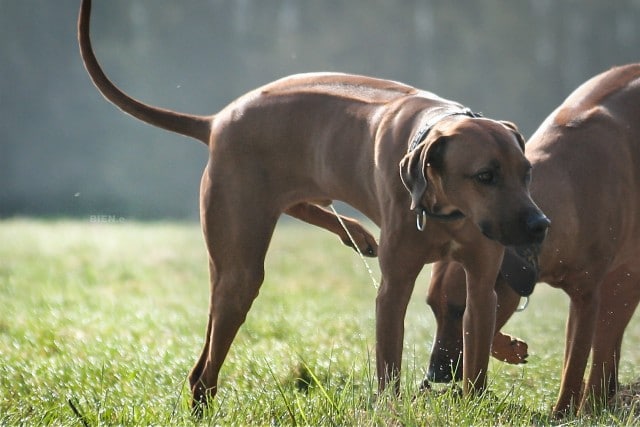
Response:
[[526, 213, 550, 241]]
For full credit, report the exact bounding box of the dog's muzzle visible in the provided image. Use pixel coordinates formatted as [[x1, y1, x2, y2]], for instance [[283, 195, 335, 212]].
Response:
[[482, 210, 550, 247]]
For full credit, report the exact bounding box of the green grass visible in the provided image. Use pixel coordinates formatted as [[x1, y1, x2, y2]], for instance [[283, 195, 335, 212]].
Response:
[[1, 219, 639, 425]]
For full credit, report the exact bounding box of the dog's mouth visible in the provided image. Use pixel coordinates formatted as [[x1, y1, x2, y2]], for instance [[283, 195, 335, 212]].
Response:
[[480, 222, 512, 245], [480, 222, 496, 241], [500, 245, 541, 296]]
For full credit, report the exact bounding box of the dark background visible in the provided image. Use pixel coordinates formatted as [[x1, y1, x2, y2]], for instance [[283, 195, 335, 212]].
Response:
[[2, 0, 639, 220]]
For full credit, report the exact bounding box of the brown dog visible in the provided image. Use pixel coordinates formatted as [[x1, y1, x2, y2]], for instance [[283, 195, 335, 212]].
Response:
[[427, 64, 640, 415], [78, 0, 549, 408]]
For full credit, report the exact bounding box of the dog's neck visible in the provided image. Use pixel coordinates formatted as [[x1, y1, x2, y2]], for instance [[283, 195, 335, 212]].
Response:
[[408, 107, 482, 153]]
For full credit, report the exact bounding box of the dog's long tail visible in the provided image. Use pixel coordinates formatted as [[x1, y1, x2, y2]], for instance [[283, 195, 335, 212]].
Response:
[[78, 0, 212, 145]]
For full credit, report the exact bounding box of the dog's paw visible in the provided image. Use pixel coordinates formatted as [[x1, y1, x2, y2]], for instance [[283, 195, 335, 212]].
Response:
[[340, 220, 378, 257], [419, 378, 432, 392], [491, 332, 528, 364]]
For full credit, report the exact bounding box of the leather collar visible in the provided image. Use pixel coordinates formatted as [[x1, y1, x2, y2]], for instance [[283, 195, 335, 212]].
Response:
[[408, 107, 482, 153]]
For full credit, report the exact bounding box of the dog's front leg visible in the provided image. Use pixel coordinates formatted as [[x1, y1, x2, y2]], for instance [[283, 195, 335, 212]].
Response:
[[457, 241, 504, 395], [376, 238, 425, 394]]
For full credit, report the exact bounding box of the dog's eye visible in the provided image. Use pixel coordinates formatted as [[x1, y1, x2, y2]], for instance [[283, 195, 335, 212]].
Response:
[[474, 170, 496, 185]]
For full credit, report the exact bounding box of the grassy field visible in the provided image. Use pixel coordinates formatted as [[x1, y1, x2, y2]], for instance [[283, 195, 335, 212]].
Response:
[[1, 219, 640, 425]]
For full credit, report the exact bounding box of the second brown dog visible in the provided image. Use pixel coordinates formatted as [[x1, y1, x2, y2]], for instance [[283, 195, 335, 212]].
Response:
[[427, 63, 640, 416]]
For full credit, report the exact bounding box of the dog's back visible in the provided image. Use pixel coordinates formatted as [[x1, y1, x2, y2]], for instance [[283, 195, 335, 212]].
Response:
[[528, 64, 640, 280]]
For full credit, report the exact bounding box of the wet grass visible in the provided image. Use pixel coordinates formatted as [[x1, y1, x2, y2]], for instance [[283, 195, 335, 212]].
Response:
[[1, 218, 639, 425]]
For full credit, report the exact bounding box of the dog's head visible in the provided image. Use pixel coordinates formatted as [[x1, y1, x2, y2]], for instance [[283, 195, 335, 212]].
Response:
[[400, 116, 549, 246]]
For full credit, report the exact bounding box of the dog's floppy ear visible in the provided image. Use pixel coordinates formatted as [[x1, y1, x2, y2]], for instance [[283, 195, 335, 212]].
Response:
[[399, 136, 447, 211], [500, 120, 526, 152]]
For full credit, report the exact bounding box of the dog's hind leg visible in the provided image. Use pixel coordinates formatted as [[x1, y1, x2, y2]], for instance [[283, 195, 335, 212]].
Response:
[[189, 220, 277, 408], [285, 202, 378, 257], [189, 169, 281, 409], [581, 266, 640, 412], [554, 276, 602, 415]]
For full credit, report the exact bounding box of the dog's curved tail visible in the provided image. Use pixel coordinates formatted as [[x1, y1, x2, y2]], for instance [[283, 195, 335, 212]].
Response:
[[78, 0, 212, 145]]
